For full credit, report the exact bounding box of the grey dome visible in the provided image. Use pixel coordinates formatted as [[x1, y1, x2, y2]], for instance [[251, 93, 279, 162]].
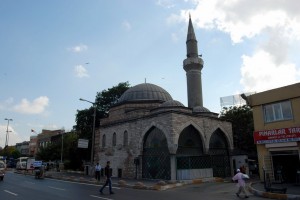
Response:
[[193, 106, 210, 113], [160, 100, 184, 107], [118, 83, 173, 103]]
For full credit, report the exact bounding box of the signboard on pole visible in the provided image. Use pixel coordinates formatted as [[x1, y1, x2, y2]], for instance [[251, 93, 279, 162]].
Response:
[[78, 139, 89, 148], [26, 158, 35, 170]]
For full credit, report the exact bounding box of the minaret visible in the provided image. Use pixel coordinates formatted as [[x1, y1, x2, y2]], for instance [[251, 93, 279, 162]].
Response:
[[183, 15, 204, 108]]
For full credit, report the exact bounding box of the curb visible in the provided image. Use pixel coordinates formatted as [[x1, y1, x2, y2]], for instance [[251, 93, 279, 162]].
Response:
[[117, 177, 221, 191], [248, 182, 300, 200]]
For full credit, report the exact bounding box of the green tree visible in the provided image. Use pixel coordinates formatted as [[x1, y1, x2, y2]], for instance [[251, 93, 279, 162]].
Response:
[[73, 82, 130, 162], [219, 105, 256, 156], [95, 81, 130, 115], [0, 146, 20, 159]]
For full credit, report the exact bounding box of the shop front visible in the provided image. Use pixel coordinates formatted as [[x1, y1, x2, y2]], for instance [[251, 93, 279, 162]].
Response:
[[254, 127, 300, 184]]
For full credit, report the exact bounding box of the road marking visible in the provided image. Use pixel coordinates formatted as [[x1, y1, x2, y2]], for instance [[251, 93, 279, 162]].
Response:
[[48, 186, 66, 191], [47, 179, 120, 189], [90, 195, 114, 200], [4, 190, 18, 196]]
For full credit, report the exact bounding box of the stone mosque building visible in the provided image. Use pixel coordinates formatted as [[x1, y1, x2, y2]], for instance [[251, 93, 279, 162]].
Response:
[[94, 17, 234, 180]]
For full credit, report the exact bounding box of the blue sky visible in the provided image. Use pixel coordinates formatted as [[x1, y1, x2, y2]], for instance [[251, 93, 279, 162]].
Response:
[[1, 0, 300, 148]]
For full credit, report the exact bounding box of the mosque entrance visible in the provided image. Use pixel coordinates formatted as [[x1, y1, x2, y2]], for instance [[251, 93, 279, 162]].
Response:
[[209, 128, 231, 177], [142, 127, 170, 180], [176, 125, 211, 179]]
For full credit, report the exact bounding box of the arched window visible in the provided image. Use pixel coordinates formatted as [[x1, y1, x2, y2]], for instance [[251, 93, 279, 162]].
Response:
[[123, 131, 128, 146], [102, 134, 106, 147], [112, 132, 116, 146]]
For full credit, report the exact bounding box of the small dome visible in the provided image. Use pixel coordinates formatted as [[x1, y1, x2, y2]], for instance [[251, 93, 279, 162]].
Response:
[[118, 83, 173, 104], [160, 100, 184, 107], [193, 106, 210, 113]]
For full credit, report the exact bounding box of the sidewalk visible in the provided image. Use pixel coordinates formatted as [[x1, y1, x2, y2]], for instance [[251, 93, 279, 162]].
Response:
[[248, 181, 300, 200], [43, 170, 223, 190]]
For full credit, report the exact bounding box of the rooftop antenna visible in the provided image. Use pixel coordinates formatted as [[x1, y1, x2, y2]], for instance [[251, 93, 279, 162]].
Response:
[[145, 78, 146, 83]]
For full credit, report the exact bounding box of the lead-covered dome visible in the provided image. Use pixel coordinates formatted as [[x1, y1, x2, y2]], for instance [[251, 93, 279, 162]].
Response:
[[117, 83, 173, 104], [160, 100, 184, 107]]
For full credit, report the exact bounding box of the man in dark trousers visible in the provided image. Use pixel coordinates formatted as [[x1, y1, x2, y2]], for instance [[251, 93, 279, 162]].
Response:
[[95, 162, 101, 181], [99, 161, 114, 194]]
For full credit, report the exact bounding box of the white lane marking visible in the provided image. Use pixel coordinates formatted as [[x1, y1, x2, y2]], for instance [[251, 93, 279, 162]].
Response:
[[48, 186, 66, 191], [90, 195, 114, 200], [47, 179, 120, 189], [4, 190, 18, 196]]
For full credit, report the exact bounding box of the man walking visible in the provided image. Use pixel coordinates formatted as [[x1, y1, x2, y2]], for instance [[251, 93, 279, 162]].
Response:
[[95, 162, 101, 181], [99, 161, 114, 195], [232, 168, 249, 198]]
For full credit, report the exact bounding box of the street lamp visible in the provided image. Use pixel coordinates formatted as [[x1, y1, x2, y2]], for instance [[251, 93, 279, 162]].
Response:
[[60, 130, 65, 163], [4, 118, 13, 147], [79, 98, 96, 165]]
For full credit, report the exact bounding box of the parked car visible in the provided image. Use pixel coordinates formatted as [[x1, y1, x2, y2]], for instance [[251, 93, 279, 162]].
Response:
[[0, 161, 5, 181]]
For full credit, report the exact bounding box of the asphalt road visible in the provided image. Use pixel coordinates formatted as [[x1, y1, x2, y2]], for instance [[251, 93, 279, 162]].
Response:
[[0, 171, 263, 200]]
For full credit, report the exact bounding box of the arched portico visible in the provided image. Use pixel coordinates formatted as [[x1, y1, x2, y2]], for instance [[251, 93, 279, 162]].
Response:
[[176, 125, 212, 180], [142, 126, 170, 180], [209, 128, 231, 177]]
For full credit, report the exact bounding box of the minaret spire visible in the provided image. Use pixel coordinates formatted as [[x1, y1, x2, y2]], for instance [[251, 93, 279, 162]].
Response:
[[183, 15, 204, 108]]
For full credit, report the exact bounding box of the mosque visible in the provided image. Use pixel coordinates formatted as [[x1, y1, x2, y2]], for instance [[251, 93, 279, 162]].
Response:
[[94, 17, 234, 180]]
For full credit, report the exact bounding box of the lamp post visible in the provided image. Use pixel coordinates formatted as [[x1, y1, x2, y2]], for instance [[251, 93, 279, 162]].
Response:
[[4, 118, 13, 147], [60, 130, 64, 163], [79, 98, 96, 166]]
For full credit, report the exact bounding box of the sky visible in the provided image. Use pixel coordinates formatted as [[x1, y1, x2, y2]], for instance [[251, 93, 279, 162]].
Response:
[[1, 0, 300, 148]]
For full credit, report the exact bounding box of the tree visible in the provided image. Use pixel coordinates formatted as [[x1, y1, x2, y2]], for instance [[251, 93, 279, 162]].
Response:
[[74, 81, 130, 132], [219, 105, 256, 156], [95, 81, 131, 115], [73, 82, 130, 163], [0, 146, 20, 159]]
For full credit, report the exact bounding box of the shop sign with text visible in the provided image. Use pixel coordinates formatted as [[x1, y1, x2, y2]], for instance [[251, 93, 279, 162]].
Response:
[[254, 127, 300, 144]]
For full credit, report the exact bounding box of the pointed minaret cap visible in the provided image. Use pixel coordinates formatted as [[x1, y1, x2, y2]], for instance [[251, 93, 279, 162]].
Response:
[[187, 13, 197, 41]]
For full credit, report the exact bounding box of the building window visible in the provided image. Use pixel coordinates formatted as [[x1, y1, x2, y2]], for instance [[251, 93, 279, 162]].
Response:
[[263, 101, 293, 123], [102, 134, 106, 147], [123, 131, 128, 147], [112, 132, 116, 146]]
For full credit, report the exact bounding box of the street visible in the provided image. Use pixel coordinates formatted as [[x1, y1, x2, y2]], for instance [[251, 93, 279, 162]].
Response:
[[0, 172, 263, 200]]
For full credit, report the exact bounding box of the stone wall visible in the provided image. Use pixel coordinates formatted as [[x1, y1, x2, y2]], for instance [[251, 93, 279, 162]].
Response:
[[94, 108, 233, 179]]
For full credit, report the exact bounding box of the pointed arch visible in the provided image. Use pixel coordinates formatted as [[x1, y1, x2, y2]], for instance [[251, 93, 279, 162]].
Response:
[[176, 125, 204, 156], [209, 128, 229, 151], [138, 122, 170, 153], [142, 126, 170, 180], [209, 128, 231, 177], [176, 121, 206, 151]]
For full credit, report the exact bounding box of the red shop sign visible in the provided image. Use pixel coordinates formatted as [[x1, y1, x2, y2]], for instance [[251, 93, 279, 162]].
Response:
[[254, 127, 300, 144]]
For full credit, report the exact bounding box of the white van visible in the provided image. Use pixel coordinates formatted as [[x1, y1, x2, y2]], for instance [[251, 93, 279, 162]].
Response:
[[0, 161, 5, 181]]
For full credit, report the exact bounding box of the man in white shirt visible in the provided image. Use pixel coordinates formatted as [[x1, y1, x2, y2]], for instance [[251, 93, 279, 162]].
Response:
[[95, 163, 101, 181], [232, 168, 249, 198]]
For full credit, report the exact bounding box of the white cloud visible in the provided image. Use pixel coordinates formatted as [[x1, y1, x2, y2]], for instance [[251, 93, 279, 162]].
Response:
[[156, 0, 176, 8], [240, 50, 299, 92], [0, 125, 23, 148], [176, 0, 300, 92], [122, 20, 132, 31], [68, 44, 88, 53], [180, 0, 300, 43], [74, 65, 89, 78], [13, 96, 49, 114]]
